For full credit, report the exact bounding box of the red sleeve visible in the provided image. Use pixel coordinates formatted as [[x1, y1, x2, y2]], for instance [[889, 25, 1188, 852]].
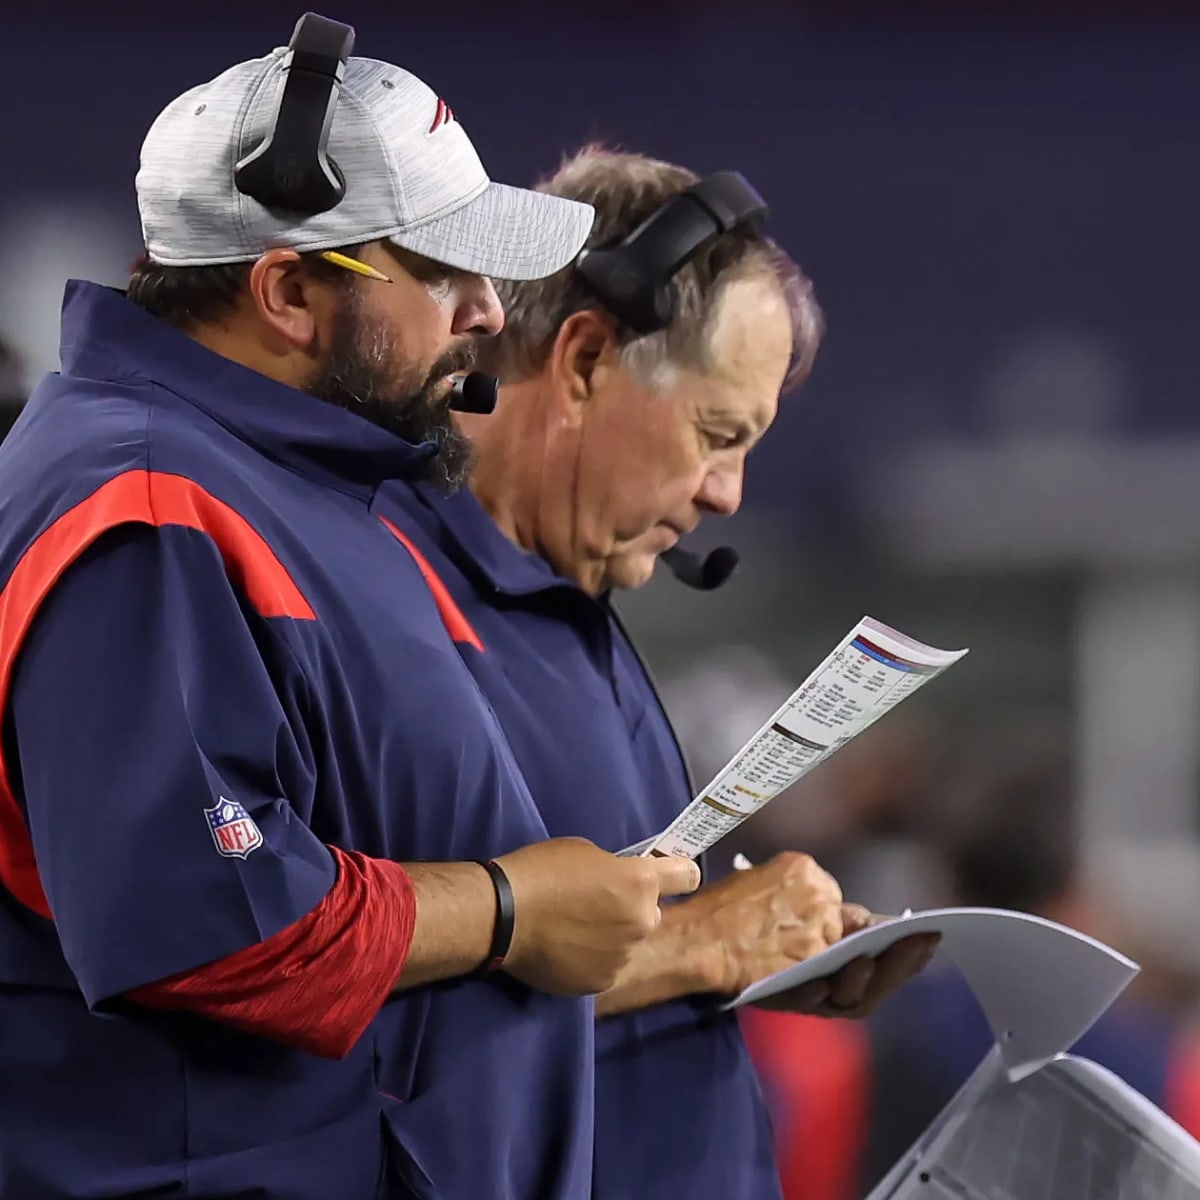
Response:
[[128, 846, 416, 1060]]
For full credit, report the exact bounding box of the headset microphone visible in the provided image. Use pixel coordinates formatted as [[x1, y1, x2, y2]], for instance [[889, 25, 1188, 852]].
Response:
[[661, 545, 740, 591], [449, 372, 499, 414]]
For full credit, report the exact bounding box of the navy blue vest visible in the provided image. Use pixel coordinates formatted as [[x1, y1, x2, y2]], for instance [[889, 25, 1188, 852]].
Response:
[[0, 283, 593, 1199], [380, 479, 782, 1200]]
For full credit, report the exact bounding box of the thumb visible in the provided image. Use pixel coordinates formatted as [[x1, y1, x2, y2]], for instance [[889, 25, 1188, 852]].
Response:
[[647, 854, 702, 897]]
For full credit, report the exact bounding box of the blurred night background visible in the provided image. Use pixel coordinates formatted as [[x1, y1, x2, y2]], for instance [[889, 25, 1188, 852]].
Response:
[[5, 1, 1200, 1195]]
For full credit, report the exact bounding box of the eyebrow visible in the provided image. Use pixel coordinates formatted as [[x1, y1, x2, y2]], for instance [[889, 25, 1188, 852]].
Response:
[[709, 412, 768, 445], [384, 244, 467, 283]]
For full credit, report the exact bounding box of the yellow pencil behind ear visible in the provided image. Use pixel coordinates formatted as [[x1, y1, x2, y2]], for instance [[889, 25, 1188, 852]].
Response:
[[319, 251, 393, 284]]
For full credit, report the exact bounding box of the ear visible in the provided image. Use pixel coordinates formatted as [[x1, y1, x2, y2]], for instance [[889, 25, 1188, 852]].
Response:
[[247, 248, 332, 349], [546, 309, 623, 424]]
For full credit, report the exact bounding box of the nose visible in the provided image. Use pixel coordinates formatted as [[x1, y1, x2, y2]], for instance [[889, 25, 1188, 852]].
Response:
[[452, 275, 505, 337], [696, 461, 744, 518]]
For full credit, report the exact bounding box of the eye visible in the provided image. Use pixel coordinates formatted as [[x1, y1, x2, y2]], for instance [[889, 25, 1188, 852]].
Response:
[[418, 263, 454, 285], [405, 256, 464, 289], [705, 429, 745, 451]]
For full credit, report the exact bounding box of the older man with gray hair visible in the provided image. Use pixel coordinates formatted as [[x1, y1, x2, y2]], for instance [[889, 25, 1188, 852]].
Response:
[[379, 145, 937, 1199]]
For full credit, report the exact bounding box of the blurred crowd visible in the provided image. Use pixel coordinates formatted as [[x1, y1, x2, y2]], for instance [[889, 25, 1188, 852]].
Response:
[[664, 645, 1200, 1199]]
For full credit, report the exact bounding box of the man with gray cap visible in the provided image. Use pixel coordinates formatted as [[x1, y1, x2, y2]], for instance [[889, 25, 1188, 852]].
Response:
[[0, 16, 698, 1199]]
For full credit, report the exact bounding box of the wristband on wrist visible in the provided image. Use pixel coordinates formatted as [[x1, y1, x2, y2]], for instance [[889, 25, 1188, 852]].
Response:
[[475, 859, 515, 975]]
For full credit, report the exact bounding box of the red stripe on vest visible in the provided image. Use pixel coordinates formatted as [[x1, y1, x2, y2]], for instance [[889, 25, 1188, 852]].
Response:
[[0, 470, 315, 916], [378, 517, 484, 652]]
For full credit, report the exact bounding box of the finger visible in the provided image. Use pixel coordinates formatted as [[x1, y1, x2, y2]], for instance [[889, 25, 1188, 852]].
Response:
[[823, 903, 845, 946], [825, 955, 874, 1010], [872, 934, 940, 994], [756, 979, 829, 1014], [647, 854, 702, 897], [843, 934, 940, 1018], [777, 852, 843, 905]]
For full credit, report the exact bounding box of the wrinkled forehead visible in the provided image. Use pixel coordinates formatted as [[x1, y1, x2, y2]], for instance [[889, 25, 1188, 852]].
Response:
[[698, 280, 793, 423]]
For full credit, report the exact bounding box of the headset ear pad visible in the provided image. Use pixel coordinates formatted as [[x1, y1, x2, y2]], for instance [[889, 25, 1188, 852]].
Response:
[[297, 151, 346, 214], [573, 173, 768, 337], [234, 13, 355, 215], [576, 248, 666, 336], [234, 141, 345, 215], [647, 284, 673, 333]]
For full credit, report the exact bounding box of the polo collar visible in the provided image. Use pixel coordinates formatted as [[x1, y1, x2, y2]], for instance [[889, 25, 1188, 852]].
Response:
[[411, 480, 582, 599], [58, 280, 439, 498]]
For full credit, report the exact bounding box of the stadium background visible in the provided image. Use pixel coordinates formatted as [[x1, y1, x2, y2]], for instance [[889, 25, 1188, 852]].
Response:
[[4, 2, 1199, 1194]]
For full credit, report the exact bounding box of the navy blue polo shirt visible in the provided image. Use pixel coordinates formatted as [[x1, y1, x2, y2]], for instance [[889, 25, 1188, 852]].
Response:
[[0, 282, 593, 1200], [380, 481, 782, 1200]]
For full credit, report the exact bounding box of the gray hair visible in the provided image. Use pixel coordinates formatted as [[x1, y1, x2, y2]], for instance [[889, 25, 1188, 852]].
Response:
[[481, 145, 823, 391]]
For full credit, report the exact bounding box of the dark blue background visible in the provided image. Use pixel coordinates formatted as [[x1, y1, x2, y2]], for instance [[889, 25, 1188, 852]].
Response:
[[6, 1, 1200, 531]]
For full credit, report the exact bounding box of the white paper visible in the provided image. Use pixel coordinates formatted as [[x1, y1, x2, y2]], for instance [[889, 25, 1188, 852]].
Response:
[[866, 1051, 1200, 1200], [626, 616, 967, 859], [725, 907, 1139, 1078]]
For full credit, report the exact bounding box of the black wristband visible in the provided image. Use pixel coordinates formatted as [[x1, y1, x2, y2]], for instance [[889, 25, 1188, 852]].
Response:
[[475, 859, 515, 975]]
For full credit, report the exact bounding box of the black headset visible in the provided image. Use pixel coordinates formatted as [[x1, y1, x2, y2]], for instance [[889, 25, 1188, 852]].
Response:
[[576, 172, 771, 589], [234, 13, 355, 216], [575, 171, 768, 336]]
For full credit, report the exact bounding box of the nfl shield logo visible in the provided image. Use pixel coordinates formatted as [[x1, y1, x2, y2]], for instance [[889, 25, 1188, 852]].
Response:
[[204, 796, 264, 859]]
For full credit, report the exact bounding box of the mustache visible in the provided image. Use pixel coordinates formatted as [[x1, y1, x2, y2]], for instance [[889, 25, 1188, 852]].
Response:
[[423, 344, 478, 395]]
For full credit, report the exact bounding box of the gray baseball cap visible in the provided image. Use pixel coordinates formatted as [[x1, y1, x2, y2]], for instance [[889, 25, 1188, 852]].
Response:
[[136, 48, 594, 281]]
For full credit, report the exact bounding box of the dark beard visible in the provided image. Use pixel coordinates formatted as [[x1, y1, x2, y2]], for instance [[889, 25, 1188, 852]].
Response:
[[306, 290, 475, 491]]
